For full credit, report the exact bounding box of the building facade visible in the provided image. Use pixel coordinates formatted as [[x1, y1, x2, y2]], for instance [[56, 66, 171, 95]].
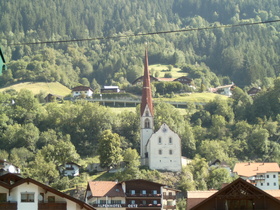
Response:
[[140, 49, 182, 172], [233, 162, 280, 190], [85, 179, 179, 210]]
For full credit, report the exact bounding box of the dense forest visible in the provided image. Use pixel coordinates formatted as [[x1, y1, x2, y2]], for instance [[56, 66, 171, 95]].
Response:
[[1, 0, 280, 88], [1, 0, 280, 193]]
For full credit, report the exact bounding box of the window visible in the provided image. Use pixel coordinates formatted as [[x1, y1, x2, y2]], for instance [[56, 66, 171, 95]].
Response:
[[48, 196, 55, 203], [142, 190, 146, 195], [142, 200, 147, 205], [100, 200, 106, 204], [131, 200, 136, 204], [169, 137, 172, 144], [153, 200, 158, 204], [261, 183, 263, 186], [152, 190, 157, 195], [274, 183, 277, 186], [21, 192, 35, 202], [273, 175, 276, 178], [158, 137, 162, 144], [0, 193, 7, 203], [145, 111, 149, 116], [130, 190, 135, 195], [267, 175, 269, 178], [159, 150, 162, 155], [145, 119, 150, 128], [267, 182, 270, 186], [169, 150, 173, 155]]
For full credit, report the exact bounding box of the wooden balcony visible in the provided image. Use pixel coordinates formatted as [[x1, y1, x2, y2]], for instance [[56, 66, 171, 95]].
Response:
[[38, 202, 67, 210], [126, 193, 162, 198], [0, 202, 17, 210], [163, 205, 176, 209], [163, 195, 176, 200]]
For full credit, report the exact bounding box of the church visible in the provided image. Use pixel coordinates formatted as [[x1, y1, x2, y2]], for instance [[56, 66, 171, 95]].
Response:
[[140, 49, 182, 172]]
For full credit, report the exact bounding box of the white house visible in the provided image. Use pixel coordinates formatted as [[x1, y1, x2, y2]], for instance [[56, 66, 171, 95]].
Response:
[[233, 162, 280, 190], [0, 159, 20, 175], [140, 49, 182, 172], [209, 84, 234, 97], [72, 86, 94, 98], [0, 173, 94, 210], [59, 162, 80, 177]]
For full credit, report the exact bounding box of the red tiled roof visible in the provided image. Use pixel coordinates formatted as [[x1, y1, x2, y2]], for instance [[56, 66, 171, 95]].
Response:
[[233, 162, 280, 177], [88, 181, 125, 197]]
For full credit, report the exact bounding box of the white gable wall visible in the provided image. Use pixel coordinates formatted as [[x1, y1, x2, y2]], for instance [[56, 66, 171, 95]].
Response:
[[147, 124, 182, 172]]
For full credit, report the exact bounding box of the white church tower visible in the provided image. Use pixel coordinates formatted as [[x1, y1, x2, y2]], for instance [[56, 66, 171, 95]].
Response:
[[140, 49, 182, 172]]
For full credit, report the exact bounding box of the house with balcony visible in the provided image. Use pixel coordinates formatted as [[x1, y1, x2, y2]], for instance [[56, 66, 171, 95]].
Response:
[[233, 162, 280, 190], [85, 179, 179, 210], [59, 162, 80, 177], [72, 86, 94, 98], [0, 173, 95, 210]]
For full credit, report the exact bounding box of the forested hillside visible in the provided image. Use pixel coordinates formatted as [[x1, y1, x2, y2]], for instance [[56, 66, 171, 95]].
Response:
[[1, 0, 280, 88]]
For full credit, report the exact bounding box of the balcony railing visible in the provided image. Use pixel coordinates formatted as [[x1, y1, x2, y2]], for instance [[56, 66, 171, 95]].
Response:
[[255, 176, 265, 180], [126, 193, 162, 197], [163, 195, 176, 200], [0, 202, 17, 210], [38, 201, 67, 210], [163, 205, 176, 209]]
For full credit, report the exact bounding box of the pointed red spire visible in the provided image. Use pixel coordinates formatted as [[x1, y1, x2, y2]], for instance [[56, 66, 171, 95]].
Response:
[[141, 48, 154, 116]]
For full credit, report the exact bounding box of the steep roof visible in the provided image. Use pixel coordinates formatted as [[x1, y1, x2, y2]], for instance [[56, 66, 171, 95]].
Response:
[[140, 49, 154, 116], [87, 181, 125, 197], [0, 48, 5, 63], [189, 178, 280, 210], [72, 86, 93, 91], [233, 162, 280, 177]]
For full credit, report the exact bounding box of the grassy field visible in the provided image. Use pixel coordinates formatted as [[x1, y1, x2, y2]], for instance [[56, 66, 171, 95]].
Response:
[[0, 82, 71, 96], [149, 64, 186, 78]]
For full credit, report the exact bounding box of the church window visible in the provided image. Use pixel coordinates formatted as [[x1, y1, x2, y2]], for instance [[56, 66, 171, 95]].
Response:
[[158, 137, 162, 144], [159, 150, 162, 155], [169, 150, 173, 155], [169, 137, 172, 144], [145, 119, 150, 128]]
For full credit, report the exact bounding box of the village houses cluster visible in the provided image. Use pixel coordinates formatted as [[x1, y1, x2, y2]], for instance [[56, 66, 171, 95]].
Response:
[[0, 49, 280, 210]]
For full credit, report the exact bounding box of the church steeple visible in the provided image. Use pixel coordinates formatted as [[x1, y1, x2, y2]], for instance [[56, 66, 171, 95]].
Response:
[[140, 48, 154, 116], [140, 48, 154, 164]]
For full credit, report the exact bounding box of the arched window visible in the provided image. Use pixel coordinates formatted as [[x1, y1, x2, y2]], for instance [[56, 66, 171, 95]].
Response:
[[158, 137, 162, 144], [145, 119, 150, 128]]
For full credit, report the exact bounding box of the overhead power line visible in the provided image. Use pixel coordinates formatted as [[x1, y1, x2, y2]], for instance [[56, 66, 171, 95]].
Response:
[[7, 19, 280, 46]]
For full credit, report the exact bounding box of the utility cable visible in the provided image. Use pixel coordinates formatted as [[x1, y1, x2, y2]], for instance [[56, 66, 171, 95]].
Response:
[[7, 19, 280, 46]]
